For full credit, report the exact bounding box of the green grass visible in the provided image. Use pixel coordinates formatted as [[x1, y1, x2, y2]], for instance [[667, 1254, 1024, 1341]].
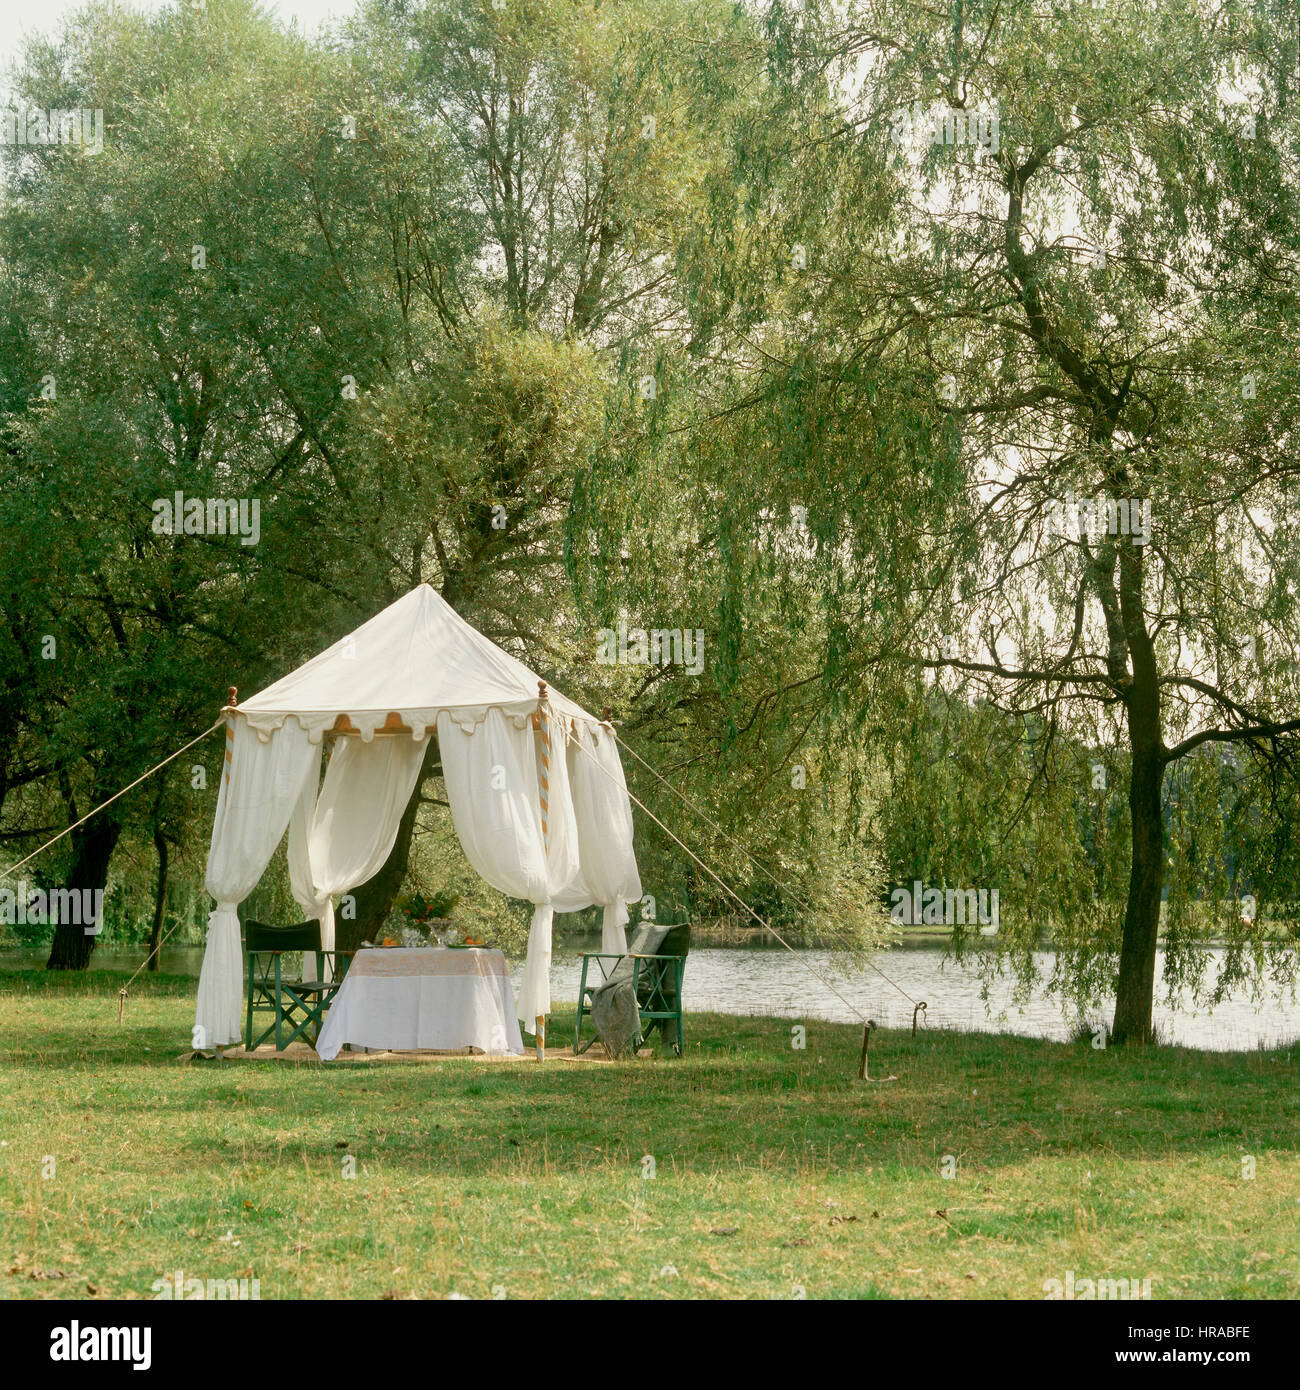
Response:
[[0, 968, 1297, 1300]]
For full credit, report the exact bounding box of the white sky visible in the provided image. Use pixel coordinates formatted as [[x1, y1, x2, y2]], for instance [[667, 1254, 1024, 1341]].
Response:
[[0, 0, 360, 91]]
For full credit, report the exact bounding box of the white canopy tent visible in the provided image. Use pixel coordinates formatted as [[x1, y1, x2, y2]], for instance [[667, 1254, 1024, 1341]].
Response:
[[194, 584, 642, 1050]]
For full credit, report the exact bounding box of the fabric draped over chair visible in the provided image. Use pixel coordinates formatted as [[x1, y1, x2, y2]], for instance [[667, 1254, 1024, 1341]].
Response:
[[194, 582, 643, 1049]]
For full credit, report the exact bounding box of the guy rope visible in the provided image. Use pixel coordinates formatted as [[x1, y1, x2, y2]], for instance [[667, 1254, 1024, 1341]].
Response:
[[0, 718, 225, 884], [570, 719, 927, 1078], [610, 727, 928, 1024], [0, 716, 227, 1018]]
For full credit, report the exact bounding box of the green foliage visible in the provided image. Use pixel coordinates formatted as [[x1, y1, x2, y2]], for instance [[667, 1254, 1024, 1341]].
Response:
[[3, 0, 1297, 1022], [0, 0, 791, 956], [609, 0, 1300, 1019]]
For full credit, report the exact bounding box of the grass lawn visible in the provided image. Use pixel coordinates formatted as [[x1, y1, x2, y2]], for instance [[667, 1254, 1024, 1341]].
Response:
[[0, 968, 1297, 1300]]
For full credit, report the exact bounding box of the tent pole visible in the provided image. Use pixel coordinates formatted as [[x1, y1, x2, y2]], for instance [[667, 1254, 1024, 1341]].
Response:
[[536, 680, 551, 1061]]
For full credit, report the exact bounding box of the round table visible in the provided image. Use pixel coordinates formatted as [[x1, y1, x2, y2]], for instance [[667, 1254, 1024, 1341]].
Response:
[[315, 947, 524, 1060]]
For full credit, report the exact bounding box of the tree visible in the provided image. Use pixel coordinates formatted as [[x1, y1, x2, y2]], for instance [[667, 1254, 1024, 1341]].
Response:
[[329, 0, 773, 935], [0, 0, 382, 963], [0, 0, 766, 958], [641, 0, 1300, 1039]]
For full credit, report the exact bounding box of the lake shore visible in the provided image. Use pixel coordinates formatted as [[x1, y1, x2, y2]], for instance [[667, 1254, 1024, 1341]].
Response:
[[6, 936, 1298, 1051]]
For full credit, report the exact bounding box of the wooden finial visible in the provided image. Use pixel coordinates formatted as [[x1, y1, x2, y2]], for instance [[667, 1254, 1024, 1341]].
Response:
[[226, 686, 238, 708], [538, 680, 548, 701], [602, 705, 612, 724]]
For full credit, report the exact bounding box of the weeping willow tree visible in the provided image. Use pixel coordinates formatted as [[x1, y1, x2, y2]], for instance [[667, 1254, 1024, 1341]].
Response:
[[570, 458, 893, 946], [579, 0, 1300, 1039]]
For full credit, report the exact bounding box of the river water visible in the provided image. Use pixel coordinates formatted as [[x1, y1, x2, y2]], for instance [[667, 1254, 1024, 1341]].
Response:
[[6, 939, 1296, 1051]]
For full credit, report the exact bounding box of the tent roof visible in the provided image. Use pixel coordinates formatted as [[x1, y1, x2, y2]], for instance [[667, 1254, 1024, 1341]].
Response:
[[233, 585, 597, 742]]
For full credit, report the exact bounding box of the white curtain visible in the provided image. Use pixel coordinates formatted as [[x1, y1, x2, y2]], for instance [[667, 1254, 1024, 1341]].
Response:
[[288, 733, 430, 958], [196, 716, 318, 1048], [287, 744, 327, 925], [556, 723, 643, 952], [436, 708, 581, 1028], [198, 705, 641, 1048]]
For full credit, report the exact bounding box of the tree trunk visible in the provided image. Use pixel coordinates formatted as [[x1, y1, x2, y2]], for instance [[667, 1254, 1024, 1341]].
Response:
[[1103, 504, 1168, 1045], [335, 739, 441, 955], [1111, 741, 1165, 1044], [147, 823, 168, 972], [46, 816, 122, 970], [1110, 581, 1166, 1049]]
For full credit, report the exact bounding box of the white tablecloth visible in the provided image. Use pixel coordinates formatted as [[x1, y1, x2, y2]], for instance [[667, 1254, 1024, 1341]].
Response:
[[316, 947, 524, 1060]]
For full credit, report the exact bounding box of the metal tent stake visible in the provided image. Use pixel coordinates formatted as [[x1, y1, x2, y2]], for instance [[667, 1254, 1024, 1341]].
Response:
[[858, 1019, 876, 1079], [858, 1018, 898, 1083]]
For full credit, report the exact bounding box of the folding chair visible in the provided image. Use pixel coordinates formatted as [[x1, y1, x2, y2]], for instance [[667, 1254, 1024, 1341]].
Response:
[[637, 922, 690, 1053], [244, 919, 347, 1051], [574, 923, 691, 1057]]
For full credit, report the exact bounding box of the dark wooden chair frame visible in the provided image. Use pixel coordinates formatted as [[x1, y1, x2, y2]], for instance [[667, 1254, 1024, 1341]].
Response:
[[244, 920, 351, 1052], [573, 948, 687, 1057]]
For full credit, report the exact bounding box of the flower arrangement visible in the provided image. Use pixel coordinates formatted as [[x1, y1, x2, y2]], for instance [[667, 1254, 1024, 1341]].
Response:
[[385, 889, 462, 946]]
